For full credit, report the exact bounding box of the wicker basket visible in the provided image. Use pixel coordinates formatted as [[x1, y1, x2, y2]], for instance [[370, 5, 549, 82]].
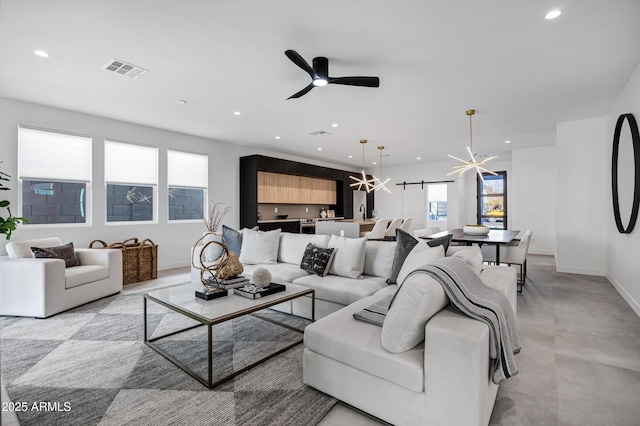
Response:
[[90, 238, 158, 284]]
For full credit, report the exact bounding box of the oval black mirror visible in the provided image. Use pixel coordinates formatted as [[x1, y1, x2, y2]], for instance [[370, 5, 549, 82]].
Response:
[[612, 113, 640, 234]]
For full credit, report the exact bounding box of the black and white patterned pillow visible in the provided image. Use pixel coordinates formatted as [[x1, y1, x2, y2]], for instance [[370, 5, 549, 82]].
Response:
[[300, 243, 335, 277], [31, 242, 81, 268]]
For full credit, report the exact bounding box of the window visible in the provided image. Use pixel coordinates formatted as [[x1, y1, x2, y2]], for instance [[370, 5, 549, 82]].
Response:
[[18, 126, 91, 225], [477, 171, 507, 229], [105, 140, 157, 223], [167, 150, 207, 221]]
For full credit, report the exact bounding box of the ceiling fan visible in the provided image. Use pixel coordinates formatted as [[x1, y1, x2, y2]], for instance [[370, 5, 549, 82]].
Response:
[[284, 49, 380, 99]]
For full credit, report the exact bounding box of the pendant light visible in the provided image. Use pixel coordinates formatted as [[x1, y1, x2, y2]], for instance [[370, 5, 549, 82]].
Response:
[[349, 139, 376, 193], [372, 146, 391, 193], [447, 109, 497, 181]]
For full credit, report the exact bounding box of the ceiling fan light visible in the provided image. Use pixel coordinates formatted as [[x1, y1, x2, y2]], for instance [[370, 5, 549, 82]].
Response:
[[313, 78, 328, 87]]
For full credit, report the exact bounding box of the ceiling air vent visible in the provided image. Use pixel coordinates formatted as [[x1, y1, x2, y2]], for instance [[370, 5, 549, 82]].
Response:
[[103, 59, 148, 79], [309, 130, 330, 137]]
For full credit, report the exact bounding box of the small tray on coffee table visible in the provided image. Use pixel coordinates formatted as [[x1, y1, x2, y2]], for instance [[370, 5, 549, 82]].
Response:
[[234, 283, 286, 299]]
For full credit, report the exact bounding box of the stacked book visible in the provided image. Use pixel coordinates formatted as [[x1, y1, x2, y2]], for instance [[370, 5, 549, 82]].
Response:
[[218, 275, 249, 289]]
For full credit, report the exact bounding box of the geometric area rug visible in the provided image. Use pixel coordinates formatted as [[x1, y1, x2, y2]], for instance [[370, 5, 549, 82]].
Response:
[[0, 292, 337, 426]]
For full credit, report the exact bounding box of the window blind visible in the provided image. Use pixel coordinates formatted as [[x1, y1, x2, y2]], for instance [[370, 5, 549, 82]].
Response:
[[105, 140, 158, 185], [167, 150, 208, 189], [18, 126, 92, 182]]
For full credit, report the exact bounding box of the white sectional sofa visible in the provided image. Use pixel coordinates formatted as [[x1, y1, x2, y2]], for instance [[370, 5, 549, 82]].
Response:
[[192, 230, 518, 425]]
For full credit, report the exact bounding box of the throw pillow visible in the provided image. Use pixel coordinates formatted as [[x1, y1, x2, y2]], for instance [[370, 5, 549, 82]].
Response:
[[363, 240, 397, 278], [381, 273, 449, 353], [327, 235, 367, 279], [396, 243, 445, 286], [238, 228, 281, 265], [447, 246, 483, 275], [386, 229, 418, 284], [299, 243, 335, 277], [30, 242, 81, 268], [426, 234, 453, 252], [222, 225, 258, 257]]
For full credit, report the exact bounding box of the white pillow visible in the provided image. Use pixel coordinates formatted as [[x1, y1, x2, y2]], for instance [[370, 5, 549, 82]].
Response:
[[6, 237, 64, 258], [396, 242, 445, 286], [238, 228, 281, 265], [327, 235, 367, 279], [278, 233, 330, 264], [447, 246, 483, 275], [381, 273, 449, 353], [363, 241, 397, 278]]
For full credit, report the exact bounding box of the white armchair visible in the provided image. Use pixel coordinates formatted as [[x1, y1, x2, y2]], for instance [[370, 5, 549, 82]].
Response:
[[0, 237, 122, 318]]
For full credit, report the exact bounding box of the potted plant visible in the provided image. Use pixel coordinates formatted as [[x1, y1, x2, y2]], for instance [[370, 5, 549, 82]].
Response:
[[0, 162, 28, 240]]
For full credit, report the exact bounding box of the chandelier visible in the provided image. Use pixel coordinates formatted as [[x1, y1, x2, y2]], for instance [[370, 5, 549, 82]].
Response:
[[447, 109, 497, 181], [349, 139, 377, 193], [372, 146, 391, 193]]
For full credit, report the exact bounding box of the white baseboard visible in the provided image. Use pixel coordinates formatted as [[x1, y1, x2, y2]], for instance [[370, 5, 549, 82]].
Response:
[[606, 271, 640, 318], [555, 264, 606, 276], [158, 261, 190, 271], [528, 249, 555, 256]]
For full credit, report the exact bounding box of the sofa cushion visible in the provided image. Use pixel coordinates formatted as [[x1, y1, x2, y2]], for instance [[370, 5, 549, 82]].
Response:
[[31, 242, 81, 268], [327, 235, 366, 279], [292, 274, 387, 306], [448, 246, 483, 275], [396, 243, 444, 286], [363, 241, 396, 278], [222, 225, 257, 258], [65, 265, 110, 289], [300, 243, 335, 277], [374, 284, 398, 297], [304, 295, 425, 393], [381, 273, 449, 353], [6, 237, 63, 258], [239, 228, 281, 265], [278, 233, 330, 264], [386, 229, 417, 284], [242, 263, 310, 283]]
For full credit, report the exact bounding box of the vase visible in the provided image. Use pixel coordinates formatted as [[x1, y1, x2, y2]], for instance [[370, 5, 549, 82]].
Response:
[[320, 210, 327, 218], [202, 232, 224, 262]]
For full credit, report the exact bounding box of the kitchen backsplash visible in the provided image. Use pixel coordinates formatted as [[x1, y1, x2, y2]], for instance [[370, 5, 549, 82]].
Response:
[[258, 204, 332, 221]]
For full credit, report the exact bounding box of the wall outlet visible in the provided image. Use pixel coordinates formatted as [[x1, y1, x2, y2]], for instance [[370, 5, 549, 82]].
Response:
[[306, 207, 309, 213], [340, 230, 345, 236], [275, 207, 278, 213]]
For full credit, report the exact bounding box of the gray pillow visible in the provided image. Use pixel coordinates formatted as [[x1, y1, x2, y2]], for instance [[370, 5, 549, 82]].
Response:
[[386, 229, 418, 284], [222, 225, 258, 257], [31, 242, 80, 268], [426, 234, 452, 252]]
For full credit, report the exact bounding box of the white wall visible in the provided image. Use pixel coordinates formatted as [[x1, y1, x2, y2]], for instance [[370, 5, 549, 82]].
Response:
[[556, 117, 608, 275], [0, 97, 353, 269], [511, 146, 556, 255], [606, 61, 640, 315]]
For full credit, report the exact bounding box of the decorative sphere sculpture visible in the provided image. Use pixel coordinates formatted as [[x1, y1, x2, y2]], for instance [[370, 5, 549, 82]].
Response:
[[252, 267, 272, 289]]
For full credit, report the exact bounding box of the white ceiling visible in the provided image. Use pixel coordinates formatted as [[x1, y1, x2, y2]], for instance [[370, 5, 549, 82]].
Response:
[[1, 0, 640, 168]]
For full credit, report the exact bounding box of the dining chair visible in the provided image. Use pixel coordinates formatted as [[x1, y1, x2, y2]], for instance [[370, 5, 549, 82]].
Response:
[[398, 217, 413, 233], [413, 228, 434, 239], [363, 218, 391, 240], [481, 230, 532, 292], [384, 218, 404, 240]]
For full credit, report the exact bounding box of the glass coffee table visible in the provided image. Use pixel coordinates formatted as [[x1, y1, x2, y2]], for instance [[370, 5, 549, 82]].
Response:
[[144, 281, 315, 389]]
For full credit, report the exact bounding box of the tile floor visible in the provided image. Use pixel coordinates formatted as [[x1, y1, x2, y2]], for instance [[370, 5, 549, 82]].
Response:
[[3, 256, 640, 426]]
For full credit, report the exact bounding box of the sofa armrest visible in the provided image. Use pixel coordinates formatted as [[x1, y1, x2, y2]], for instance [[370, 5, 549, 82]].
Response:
[[0, 257, 66, 317], [75, 248, 118, 266], [424, 308, 494, 426]]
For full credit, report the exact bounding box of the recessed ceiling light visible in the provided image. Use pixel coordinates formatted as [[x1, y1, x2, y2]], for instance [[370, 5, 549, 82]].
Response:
[[348, 155, 353, 158], [545, 10, 561, 19], [175, 99, 187, 105], [505, 140, 511, 144], [332, 123, 338, 127], [372, 162, 377, 165], [317, 147, 323, 151], [275, 136, 281, 139], [233, 111, 241, 115], [416, 157, 422, 160], [34, 50, 49, 58]]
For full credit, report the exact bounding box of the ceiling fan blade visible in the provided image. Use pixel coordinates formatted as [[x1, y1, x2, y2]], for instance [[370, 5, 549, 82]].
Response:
[[285, 50, 315, 79], [329, 76, 380, 87], [287, 83, 314, 99]]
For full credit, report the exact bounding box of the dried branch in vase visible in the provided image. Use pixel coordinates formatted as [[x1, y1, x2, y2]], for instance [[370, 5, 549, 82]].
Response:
[[203, 201, 231, 233]]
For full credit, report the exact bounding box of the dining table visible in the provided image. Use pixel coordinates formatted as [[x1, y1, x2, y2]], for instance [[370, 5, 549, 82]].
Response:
[[422, 228, 520, 265]]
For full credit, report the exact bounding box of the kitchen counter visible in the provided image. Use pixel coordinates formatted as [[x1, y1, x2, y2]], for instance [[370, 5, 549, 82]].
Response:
[[258, 217, 345, 223]]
